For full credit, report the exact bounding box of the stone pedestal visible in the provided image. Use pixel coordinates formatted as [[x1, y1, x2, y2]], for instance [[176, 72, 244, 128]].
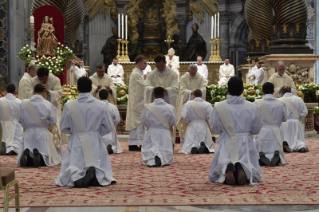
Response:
[[258, 54, 319, 83], [303, 103, 318, 138]]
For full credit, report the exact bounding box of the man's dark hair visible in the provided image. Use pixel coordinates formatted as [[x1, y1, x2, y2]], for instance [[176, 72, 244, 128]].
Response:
[[77, 77, 92, 93], [96, 63, 105, 69], [99, 89, 109, 100], [6, 84, 15, 94], [228, 77, 243, 96], [281, 86, 292, 95], [262, 82, 274, 94], [37, 67, 49, 77], [113, 58, 118, 61], [154, 54, 166, 63], [154, 87, 165, 98], [135, 55, 147, 64], [34, 84, 45, 93], [224, 57, 230, 60], [193, 89, 202, 97]]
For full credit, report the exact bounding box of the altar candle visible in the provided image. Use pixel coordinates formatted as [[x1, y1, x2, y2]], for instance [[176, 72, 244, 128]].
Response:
[[217, 13, 220, 38], [118, 14, 120, 38], [214, 14, 217, 39], [211, 16, 214, 39], [125, 15, 128, 40], [30, 15, 34, 24], [122, 14, 124, 39]]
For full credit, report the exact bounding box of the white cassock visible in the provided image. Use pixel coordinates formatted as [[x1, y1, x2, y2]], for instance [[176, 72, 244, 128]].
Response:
[[73, 65, 87, 85], [176, 72, 206, 146], [247, 65, 257, 85], [166, 56, 180, 80], [126, 67, 146, 146], [18, 72, 33, 100], [17, 95, 61, 166], [101, 99, 123, 154], [208, 95, 263, 185], [0, 94, 23, 154], [107, 63, 125, 85], [179, 97, 214, 154], [90, 73, 117, 104], [196, 63, 209, 85], [254, 94, 287, 165], [54, 93, 116, 187], [248, 66, 264, 86], [141, 98, 177, 166], [218, 63, 235, 86], [280, 93, 308, 151], [143, 65, 152, 78], [268, 73, 297, 97]]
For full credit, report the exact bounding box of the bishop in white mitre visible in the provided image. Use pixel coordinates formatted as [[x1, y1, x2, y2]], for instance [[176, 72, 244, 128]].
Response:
[[17, 84, 61, 168], [218, 58, 235, 86], [196, 56, 209, 84], [280, 86, 309, 153], [141, 87, 177, 167], [177, 64, 206, 147], [165, 48, 180, 80], [90, 63, 117, 104], [268, 61, 296, 97], [18, 65, 38, 100], [0, 84, 23, 155], [208, 77, 263, 186], [254, 82, 287, 167], [126, 55, 148, 151], [28, 67, 63, 152], [73, 59, 87, 85], [179, 89, 214, 154], [99, 90, 123, 154], [107, 58, 125, 85], [54, 77, 116, 187]]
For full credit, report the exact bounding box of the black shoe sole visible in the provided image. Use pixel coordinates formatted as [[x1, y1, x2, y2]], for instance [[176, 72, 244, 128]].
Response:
[[107, 145, 114, 154], [74, 179, 83, 188], [191, 147, 197, 154], [198, 142, 206, 154], [82, 167, 95, 187], [271, 151, 280, 166], [20, 149, 29, 167], [33, 149, 41, 168], [155, 155, 161, 167], [235, 163, 247, 185], [259, 152, 272, 166], [225, 163, 236, 185]]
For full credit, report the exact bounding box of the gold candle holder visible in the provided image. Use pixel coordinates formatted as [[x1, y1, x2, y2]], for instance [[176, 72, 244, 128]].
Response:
[[120, 40, 125, 61], [122, 40, 130, 62], [209, 39, 215, 62], [215, 37, 222, 61], [116, 38, 122, 60]]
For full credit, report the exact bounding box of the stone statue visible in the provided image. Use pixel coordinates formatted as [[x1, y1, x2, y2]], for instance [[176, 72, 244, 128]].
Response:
[[101, 27, 118, 67], [185, 23, 207, 61], [37, 16, 58, 55]]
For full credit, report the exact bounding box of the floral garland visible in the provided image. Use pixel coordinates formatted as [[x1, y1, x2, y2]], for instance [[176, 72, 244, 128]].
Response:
[[18, 43, 75, 75]]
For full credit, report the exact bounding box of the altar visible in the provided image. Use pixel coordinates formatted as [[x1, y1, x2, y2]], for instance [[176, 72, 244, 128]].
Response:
[[119, 61, 223, 85]]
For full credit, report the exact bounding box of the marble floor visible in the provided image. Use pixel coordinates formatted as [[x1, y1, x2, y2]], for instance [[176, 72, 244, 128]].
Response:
[[3, 205, 319, 212]]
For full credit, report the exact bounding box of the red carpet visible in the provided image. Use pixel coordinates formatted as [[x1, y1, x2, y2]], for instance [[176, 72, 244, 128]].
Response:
[[1, 140, 319, 207]]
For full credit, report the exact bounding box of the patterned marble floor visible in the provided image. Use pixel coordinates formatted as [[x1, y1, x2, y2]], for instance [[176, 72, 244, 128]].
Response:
[[3, 205, 319, 212]]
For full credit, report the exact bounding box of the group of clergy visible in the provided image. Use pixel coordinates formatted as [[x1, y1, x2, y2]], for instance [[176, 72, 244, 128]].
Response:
[[0, 51, 307, 188]]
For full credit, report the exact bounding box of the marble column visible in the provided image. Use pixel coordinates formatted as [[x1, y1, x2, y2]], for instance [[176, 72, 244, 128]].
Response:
[[175, 14, 188, 44], [219, 11, 231, 60]]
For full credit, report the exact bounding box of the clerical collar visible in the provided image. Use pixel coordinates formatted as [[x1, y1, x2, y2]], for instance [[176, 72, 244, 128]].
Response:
[[136, 67, 142, 72], [158, 68, 167, 74]]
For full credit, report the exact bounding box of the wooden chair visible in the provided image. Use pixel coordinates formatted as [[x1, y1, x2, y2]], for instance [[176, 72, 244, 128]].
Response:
[[0, 127, 20, 212]]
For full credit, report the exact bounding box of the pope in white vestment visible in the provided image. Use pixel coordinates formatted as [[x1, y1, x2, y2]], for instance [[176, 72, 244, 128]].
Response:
[[107, 58, 125, 85], [218, 59, 235, 86], [280, 90, 309, 152], [0, 89, 23, 155], [17, 86, 61, 167], [254, 85, 287, 166], [196, 56, 209, 85], [126, 56, 148, 150], [100, 90, 123, 154], [208, 77, 263, 185], [90, 63, 117, 104], [54, 79, 116, 187], [166, 48, 180, 80], [18, 65, 38, 100], [180, 94, 214, 154], [141, 87, 178, 167]]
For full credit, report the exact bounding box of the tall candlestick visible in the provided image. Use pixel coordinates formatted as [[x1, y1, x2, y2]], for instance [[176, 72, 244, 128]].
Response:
[[122, 14, 124, 39], [30, 15, 34, 24], [211, 16, 214, 39], [118, 14, 121, 39], [125, 15, 128, 40], [217, 13, 220, 37], [214, 14, 217, 39]]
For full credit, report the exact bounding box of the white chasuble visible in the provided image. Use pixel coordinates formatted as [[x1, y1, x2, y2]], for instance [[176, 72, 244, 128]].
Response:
[[268, 73, 297, 97], [90, 73, 117, 104], [18, 73, 33, 100]]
